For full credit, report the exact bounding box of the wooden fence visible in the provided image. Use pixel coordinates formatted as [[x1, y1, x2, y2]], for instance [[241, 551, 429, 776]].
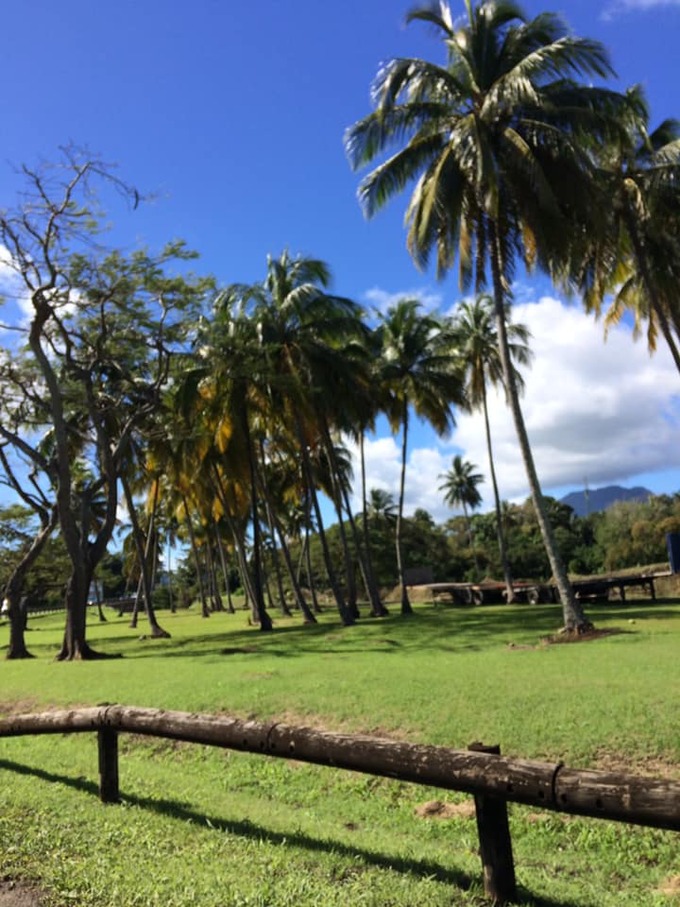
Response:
[[0, 705, 678, 904]]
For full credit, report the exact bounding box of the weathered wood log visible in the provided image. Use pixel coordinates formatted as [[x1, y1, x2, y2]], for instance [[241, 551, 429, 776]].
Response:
[[0, 706, 678, 831], [0, 707, 102, 735]]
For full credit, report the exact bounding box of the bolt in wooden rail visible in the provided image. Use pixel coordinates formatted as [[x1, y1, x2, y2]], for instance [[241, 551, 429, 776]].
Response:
[[0, 705, 678, 905]]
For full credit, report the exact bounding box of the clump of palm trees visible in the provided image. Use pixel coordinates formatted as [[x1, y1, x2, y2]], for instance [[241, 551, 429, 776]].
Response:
[[345, 0, 680, 631]]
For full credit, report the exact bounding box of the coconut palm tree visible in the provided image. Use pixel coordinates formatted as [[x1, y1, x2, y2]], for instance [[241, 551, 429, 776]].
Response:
[[228, 251, 367, 626], [449, 294, 531, 599], [438, 454, 483, 579], [345, 0, 626, 630], [376, 298, 465, 614], [565, 88, 680, 370]]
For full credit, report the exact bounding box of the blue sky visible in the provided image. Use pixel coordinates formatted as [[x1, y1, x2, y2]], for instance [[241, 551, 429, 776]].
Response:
[[2, 0, 680, 521]]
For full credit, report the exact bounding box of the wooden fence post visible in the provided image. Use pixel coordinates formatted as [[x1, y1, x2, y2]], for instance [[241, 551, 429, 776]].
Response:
[[468, 743, 517, 905], [98, 727, 119, 804]]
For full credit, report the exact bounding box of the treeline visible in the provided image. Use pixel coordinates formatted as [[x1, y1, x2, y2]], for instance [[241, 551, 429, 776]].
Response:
[[303, 493, 680, 590], [3, 492, 676, 621]]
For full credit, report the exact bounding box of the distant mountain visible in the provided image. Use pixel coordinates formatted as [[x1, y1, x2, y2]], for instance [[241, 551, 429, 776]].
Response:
[[560, 485, 652, 517]]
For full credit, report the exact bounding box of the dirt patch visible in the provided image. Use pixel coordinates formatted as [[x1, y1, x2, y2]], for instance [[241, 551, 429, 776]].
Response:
[[0, 879, 45, 907], [542, 628, 625, 645], [591, 750, 680, 780], [0, 700, 42, 719], [657, 875, 680, 898], [414, 799, 476, 819]]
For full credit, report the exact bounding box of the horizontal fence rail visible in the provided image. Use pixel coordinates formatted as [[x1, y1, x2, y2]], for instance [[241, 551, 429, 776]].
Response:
[[0, 705, 678, 904]]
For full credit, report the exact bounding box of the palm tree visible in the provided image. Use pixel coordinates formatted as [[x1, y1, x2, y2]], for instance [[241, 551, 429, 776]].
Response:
[[376, 298, 465, 614], [345, 0, 625, 630], [214, 252, 365, 626], [367, 488, 398, 524], [438, 455, 483, 579], [449, 295, 531, 599], [565, 88, 680, 371]]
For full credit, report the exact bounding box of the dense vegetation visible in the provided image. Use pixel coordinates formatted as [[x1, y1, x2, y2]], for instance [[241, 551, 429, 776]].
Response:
[[2, 491, 678, 619]]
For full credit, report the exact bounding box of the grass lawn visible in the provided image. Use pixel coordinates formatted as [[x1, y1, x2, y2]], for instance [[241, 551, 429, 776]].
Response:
[[0, 598, 678, 906]]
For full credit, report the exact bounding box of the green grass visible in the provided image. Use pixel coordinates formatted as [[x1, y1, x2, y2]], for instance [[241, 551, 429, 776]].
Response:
[[0, 599, 678, 906]]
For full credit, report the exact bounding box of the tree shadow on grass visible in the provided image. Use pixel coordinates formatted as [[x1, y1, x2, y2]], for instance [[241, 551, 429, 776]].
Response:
[[44, 599, 678, 664], [0, 757, 579, 907]]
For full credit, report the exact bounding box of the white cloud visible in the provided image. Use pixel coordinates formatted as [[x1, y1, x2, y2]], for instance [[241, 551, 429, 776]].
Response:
[[363, 285, 444, 315], [602, 0, 680, 20], [346, 293, 680, 523]]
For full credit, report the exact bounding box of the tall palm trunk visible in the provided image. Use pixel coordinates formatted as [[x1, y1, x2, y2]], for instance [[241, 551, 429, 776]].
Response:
[[256, 456, 316, 622], [490, 224, 589, 630], [242, 409, 273, 632], [396, 401, 413, 615], [121, 475, 170, 637], [210, 465, 258, 612], [360, 430, 388, 616], [214, 530, 236, 613], [297, 423, 353, 625], [301, 512, 323, 614], [318, 421, 359, 618], [461, 501, 481, 581], [481, 380, 514, 601], [204, 540, 224, 611], [181, 495, 211, 619]]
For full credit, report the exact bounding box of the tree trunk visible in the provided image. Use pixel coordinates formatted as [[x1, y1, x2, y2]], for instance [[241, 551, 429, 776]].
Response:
[[242, 410, 273, 632], [3, 505, 58, 660], [396, 402, 413, 615], [298, 424, 353, 626], [360, 431, 388, 616], [463, 502, 482, 581], [266, 504, 317, 624], [6, 590, 33, 660], [489, 224, 589, 631], [481, 382, 514, 601], [302, 519, 323, 614], [182, 496, 211, 619], [57, 568, 113, 660], [214, 530, 236, 614], [121, 475, 170, 637]]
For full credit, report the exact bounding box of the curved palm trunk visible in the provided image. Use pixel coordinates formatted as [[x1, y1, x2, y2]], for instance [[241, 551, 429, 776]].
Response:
[[121, 475, 170, 637], [4, 510, 58, 659], [396, 401, 413, 615], [318, 423, 359, 619], [261, 488, 316, 623], [302, 516, 323, 614], [210, 465, 258, 611], [204, 539, 225, 612], [490, 225, 589, 631], [481, 381, 514, 601], [308, 472, 354, 625], [297, 425, 353, 625], [181, 496, 211, 619], [214, 531, 236, 613], [255, 445, 292, 617]]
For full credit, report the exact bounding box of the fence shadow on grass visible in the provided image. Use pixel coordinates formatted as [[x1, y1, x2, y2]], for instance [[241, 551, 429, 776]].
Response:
[[0, 756, 581, 907]]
